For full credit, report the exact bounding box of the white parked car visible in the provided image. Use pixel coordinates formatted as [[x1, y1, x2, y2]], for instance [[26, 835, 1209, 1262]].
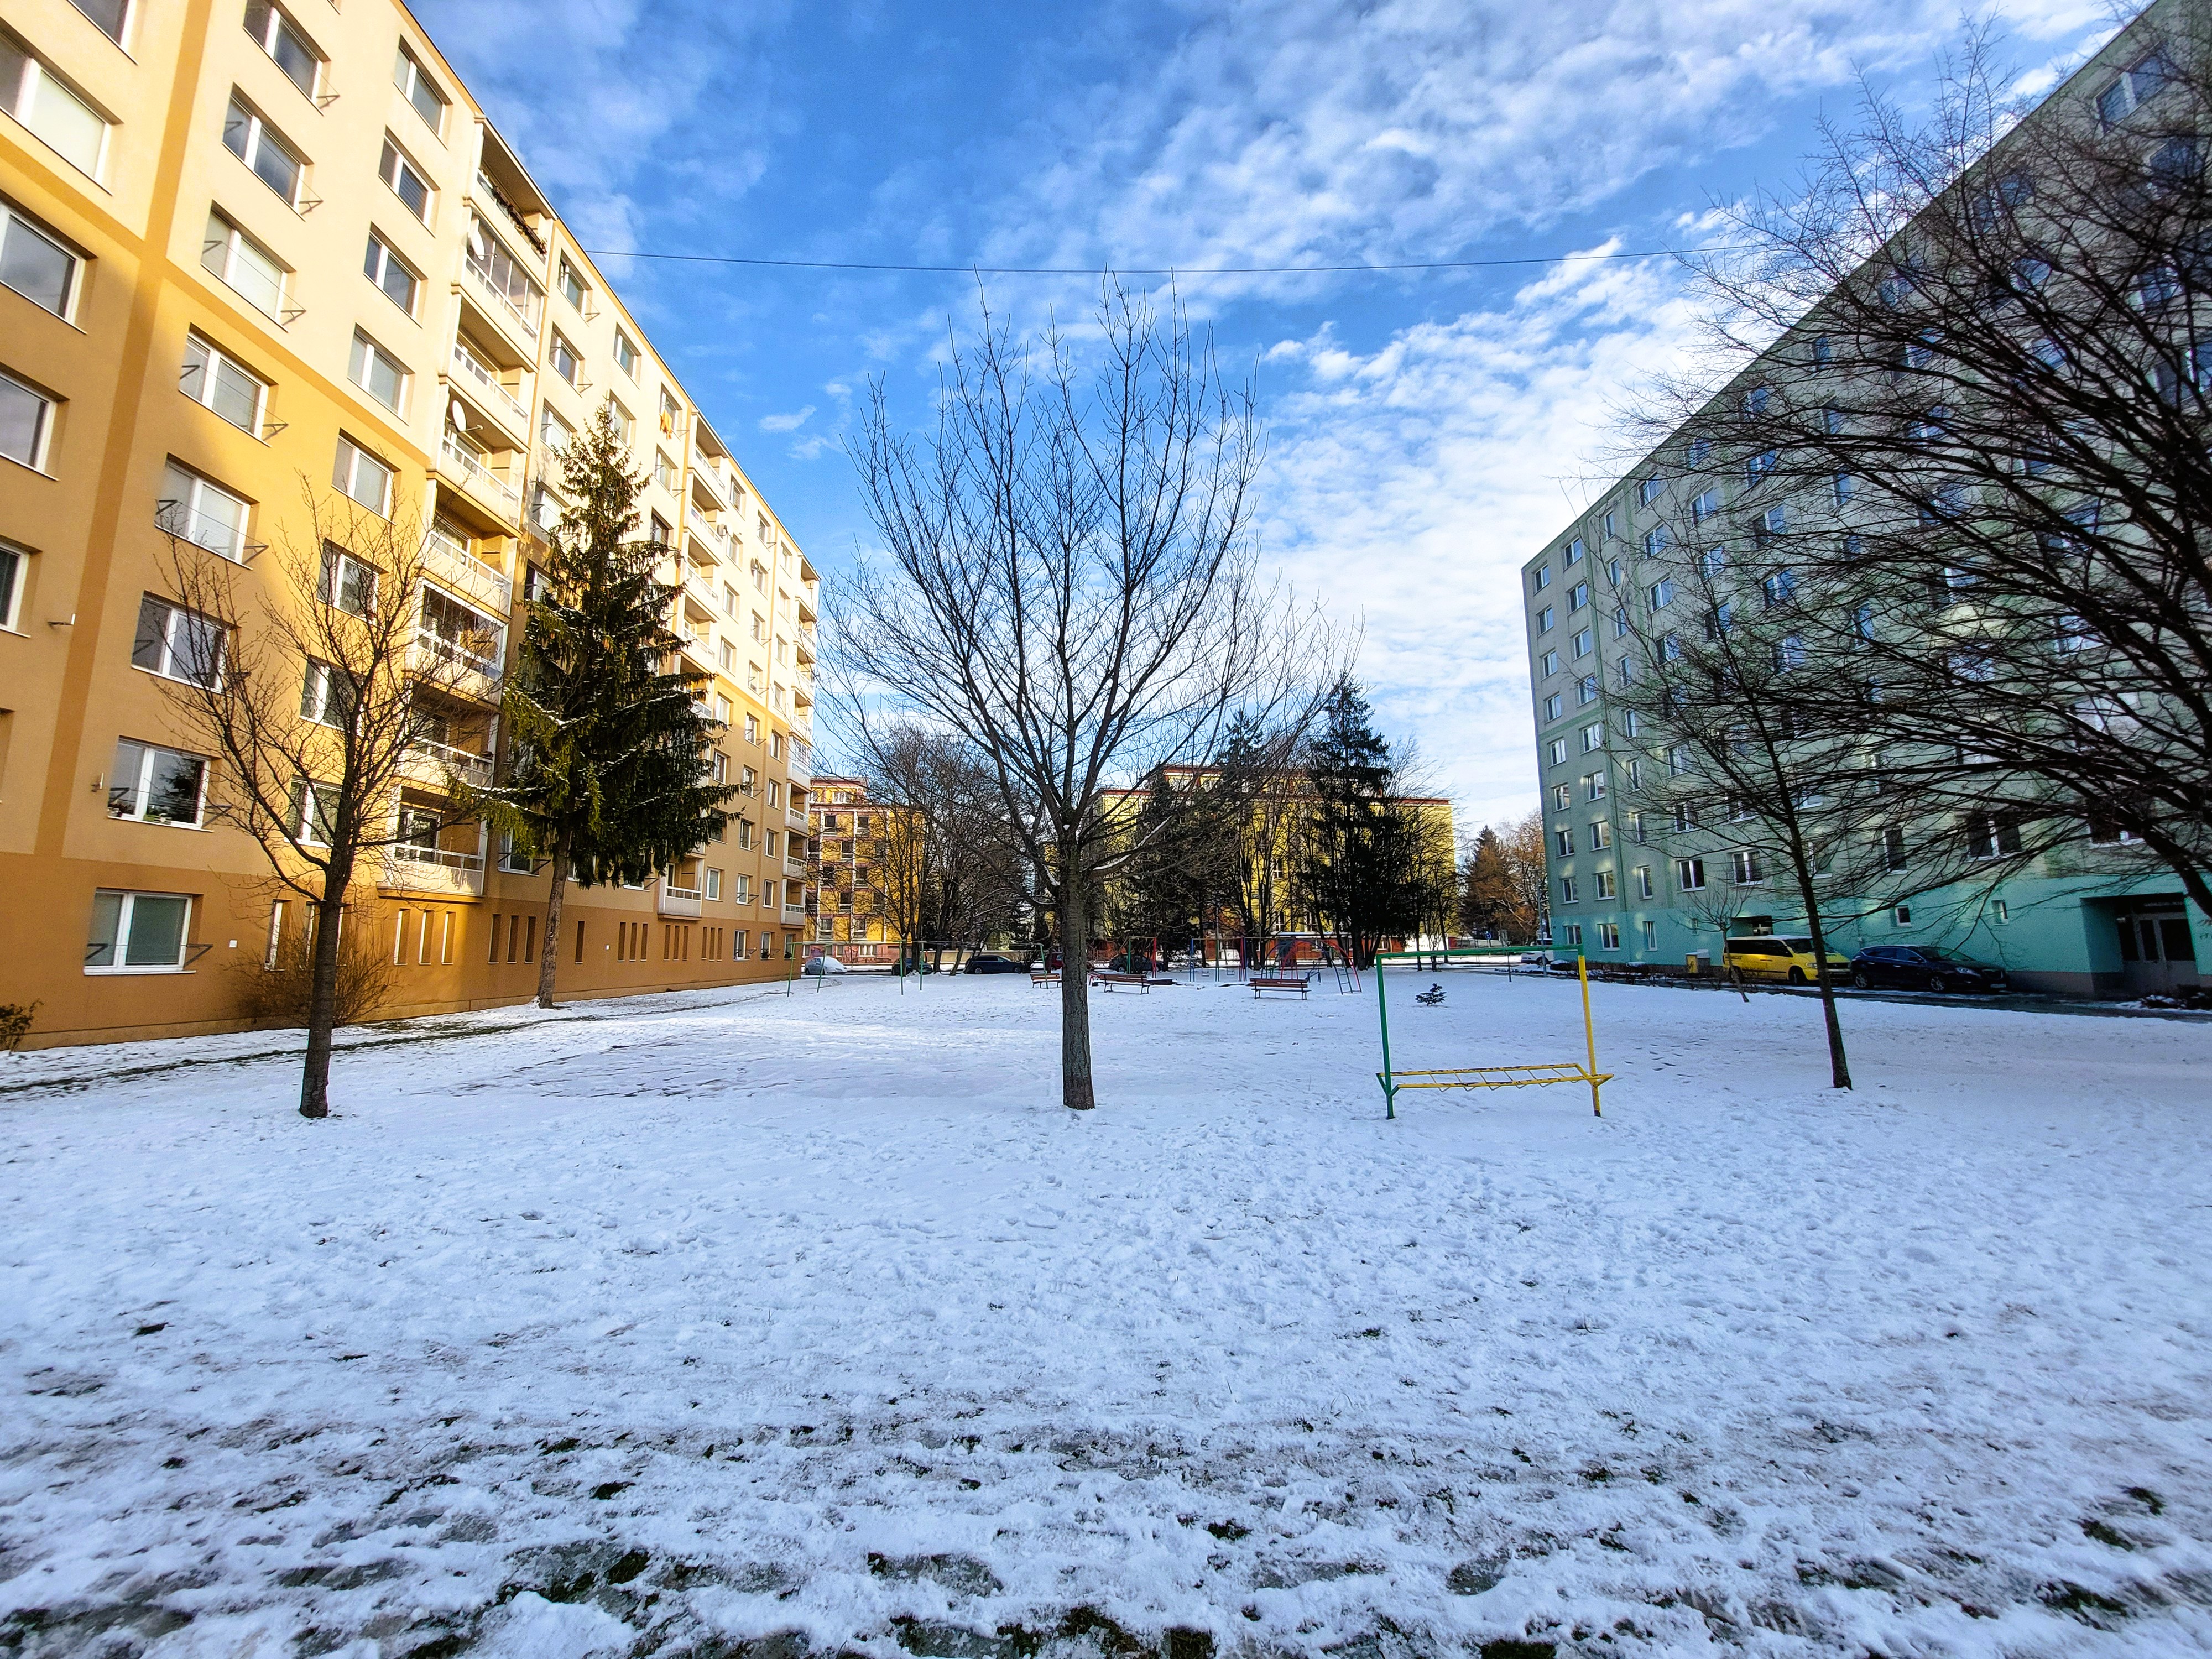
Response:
[[800, 955, 849, 977]]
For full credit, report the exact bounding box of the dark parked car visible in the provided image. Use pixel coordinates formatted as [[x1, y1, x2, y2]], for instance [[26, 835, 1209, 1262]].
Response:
[[1849, 945, 2010, 994], [961, 953, 1031, 975]]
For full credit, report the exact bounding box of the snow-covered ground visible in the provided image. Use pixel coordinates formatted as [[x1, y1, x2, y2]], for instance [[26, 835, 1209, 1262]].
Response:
[[2, 973, 2208, 1658]]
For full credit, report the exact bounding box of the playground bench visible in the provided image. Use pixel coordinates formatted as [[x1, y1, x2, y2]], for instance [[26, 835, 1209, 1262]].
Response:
[[1093, 971, 1151, 992], [1250, 974, 1311, 999], [1031, 971, 1060, 985]]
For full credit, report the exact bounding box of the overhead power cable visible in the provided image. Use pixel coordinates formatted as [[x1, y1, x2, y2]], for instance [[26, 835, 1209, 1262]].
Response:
[[577, 244, 1750, 277]]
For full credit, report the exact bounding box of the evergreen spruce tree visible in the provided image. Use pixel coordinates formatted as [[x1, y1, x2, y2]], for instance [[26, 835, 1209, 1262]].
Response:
[[463, 401, 739, 1008], [1301, 680, 1422, 968], [1460, 825, 1513, 940]]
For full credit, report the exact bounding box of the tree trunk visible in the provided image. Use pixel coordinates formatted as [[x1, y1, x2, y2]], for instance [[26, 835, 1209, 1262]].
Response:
[[1058, 857, 1096, 1110], [537, 826, 571, 1010], [1792, 858, 1852, 1091], [299, 875, 349, 1119]]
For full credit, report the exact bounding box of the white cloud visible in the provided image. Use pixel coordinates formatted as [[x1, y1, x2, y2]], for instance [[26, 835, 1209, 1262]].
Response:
[[1255, 253, 1705, 833], [759, 405, 817, 433]]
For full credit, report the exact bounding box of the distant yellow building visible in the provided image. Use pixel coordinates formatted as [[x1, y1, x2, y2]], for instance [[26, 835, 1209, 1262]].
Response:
[[1, 0, 818, 1045], [806, 777, 901, 962]]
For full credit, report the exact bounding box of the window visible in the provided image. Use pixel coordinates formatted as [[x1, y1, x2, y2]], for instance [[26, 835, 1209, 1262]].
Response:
[[1539, 650, 1558, 676], [0, 33, 111, 179], [291, 778, 337, 846], [300, 659, 354, 727], [317, 543, 378, 617], [1691, 489, 1721, 523], [705, 867, 723, 901], [1583, 771, 1606, 802], [1773, 633, 1805, 672], [1580, 723, 1603, 754], [1602, 509, 1618, 540], [1625, 811, 1644, 844], [550, 332, 580, 388], [1968, 812, 2022, 859], [1755, 505, 1786, 543], [156, 461, 250, 560], [1535, 606, 1553, 633], [1555, 828, 1575, 857], [558, 256, 588, 311], [1532, 566, 1551, 592], [244, 2, 320, 98], [1641, 526, 1668, 559], [132, 594, 224, 686], [1547, 738, 1568, 767], [1559, 876, 1579, 905], [1637, 476, 1662, 505], [1576, 676, 1597, 707], [1831, 472, 1854, 508], [332, 436, 393, 514], [419, 585, 502, 675], [1882, 827, 1907, 871], [1688, 437, 1711, 467], [1674, 858, 1705, 891], [1568, 581, 1589, 611], [1730, 850, 1764, 885], [2097, 53, 2173, 128], [0, 539, 22, 628], [108, 738, 206, 827], [1597, 921, 1621, 950], [69, 0, 132, 45], [1634, 866, 1653, 900], [348, 331, 409, 413], [614, 330, 639, 379], [1572, 628, 1593, 658], [1661, 633, 1681, 662], [1551, 783, 1572, 812], [466, 217, 544, 328], [2, 205, 79, 317], [86, 890, 193, 972], [200, 212, 288, 320], [393, 43, 446, 135], [1564, 538, 1584, 565], [379, 136, 433, 223], [363, 231, 419, 315], [654, 451, 676, 492], [0, 367, 55, 468], [1650, 578, 1674, 609], [1542, 693, 1562, 721], [1590, 822, 1612, 852], [222, 95, 304, 206]]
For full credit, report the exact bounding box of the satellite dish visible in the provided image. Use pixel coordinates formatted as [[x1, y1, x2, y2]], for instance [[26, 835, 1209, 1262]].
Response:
[[468, 223, 489, 261], [448, 398, 468, 432]]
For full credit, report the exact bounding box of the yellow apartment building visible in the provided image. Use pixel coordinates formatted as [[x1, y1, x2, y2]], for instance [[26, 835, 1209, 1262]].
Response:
[[807, 776, 894, 962], [0, 0, 821, 1047]]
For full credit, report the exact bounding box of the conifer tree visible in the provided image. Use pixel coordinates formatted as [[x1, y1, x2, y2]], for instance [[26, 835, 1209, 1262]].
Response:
[[463, 401, 738, 1008], [1460, 825, 1514, 939], [1301, 680, 1423, 968]]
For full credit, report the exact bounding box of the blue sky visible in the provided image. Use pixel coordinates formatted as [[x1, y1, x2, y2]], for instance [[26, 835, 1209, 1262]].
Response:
[[413, 0, 2116, 835]]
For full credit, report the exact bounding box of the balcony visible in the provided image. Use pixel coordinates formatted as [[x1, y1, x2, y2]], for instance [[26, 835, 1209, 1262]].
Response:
[[402, 734, 494, 791], [381, 840, 487, 898], [690, 446, 731, 508], [464, 250, 542, 346], [784, 854, 808, 881], [786, 744, 812, 788], [782, 901, 807, 921], [413, 627, 503, 701], [439, 432, 521, 524], [685, 507, 729, 562], [672, 622, 715, 678], [449, 342, 531, 439], [785, 805, 810, 833], [421, 527, 510, 618], [656, 880, 703, 919]]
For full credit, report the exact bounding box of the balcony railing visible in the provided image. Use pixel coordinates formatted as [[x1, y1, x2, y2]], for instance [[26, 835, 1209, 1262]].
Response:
[[465, 251, 541, 342], [439, 432, 521, 521], [414, 627, 503, 683], [420, 530, 510, 618], [405, 735, 494, 788], [690, 447, 731, 506], [450, 342, 530, 434], [785, 805, 810, 832], [685, 507, 729, 557], [656, 881, 703, 919], [383, 839, 488, 897]]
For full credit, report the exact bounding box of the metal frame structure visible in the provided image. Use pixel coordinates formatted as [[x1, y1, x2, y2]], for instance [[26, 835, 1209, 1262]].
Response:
[[1374, 951, 1612, 1119]]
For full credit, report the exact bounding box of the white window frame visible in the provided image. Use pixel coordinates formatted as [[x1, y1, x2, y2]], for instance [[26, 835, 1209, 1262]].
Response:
[[244, 1, 322, 101], [332, 435, 394, 515], [69, 0, 135, 49], [156, 460, 251, 560], [378, 134, 434, 225], [348, 328, 410, 413], [179, 333, 270, 437], [0, 539, 25, 630], [557, 255, 588, 311], [200, 210, 290, 322], [1, 202, 82, 320], [614, 330, 639, 380], [131, 594, 225, 687], [1675, 858, 1706, 892], [85, 889, 196, 974], [300, 659, 352, 727], [222, 93, 306, 209], [0, 365, 56, 470], [363, 229, 420, 316], [393, 41, 447, 137], [1, 34, 112, 181], [549, 331, 580, 387], [107, 737, 208, 828]]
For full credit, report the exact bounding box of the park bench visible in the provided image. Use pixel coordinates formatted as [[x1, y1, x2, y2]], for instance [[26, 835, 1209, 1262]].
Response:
[[1031, 971, 1060, 985], [1250, 974, 1312, 999], [1093, 971, 1152, 993]]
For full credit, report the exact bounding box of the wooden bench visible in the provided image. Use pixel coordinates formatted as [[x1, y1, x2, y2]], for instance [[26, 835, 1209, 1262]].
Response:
[[1250, 974, 1312, 999], [1031, 971, 1060, 985], [1093, 971, 1151, 993]]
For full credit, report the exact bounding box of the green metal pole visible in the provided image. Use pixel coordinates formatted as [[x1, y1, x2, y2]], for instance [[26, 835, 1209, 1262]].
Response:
[[1376, 952, 1397, 1119]]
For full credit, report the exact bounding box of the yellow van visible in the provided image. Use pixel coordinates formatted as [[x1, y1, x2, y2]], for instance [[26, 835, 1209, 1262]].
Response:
[[1723, 936, 1853, 985]]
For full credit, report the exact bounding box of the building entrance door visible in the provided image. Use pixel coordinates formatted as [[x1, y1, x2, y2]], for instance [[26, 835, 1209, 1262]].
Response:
[[2114, 899, 2200, 998]]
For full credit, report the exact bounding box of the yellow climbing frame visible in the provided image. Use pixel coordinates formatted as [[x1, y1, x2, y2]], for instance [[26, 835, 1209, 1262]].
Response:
[[1374, 951, 1612, 1119]]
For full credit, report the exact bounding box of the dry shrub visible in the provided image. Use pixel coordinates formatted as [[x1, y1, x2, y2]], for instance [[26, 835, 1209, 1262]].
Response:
[[230, 920, 398, 1028], [0, 1001, 38, 1052]]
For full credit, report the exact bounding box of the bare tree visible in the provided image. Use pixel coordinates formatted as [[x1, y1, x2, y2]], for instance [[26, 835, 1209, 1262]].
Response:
[[1639, 3, 2212, 928], [153, 491, 486, 1117], [839, 284, 1334, 1108]]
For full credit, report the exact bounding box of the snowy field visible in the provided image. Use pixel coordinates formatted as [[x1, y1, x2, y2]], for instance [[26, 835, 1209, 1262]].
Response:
[[2, 973, 2209, 1659]]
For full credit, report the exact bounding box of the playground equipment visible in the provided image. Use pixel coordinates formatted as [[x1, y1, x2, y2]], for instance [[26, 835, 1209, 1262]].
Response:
[[1374, 950, 1613, 1120]]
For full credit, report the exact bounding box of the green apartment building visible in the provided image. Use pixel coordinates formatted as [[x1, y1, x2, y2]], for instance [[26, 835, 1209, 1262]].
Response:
[[1520, 13, 2205, 1002]]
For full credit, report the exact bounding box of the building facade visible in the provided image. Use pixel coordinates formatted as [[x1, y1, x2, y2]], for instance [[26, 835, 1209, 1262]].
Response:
[[1518, 22, 2204, 1000], [1, 0, 820, 1047], [806, 777, 898, 962]]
